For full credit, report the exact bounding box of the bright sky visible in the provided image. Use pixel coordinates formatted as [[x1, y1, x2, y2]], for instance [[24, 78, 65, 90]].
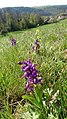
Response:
[[0, 0, 67, 8]]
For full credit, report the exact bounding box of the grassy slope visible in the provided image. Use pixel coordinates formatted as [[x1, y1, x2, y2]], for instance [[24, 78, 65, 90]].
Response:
[[0, 19, 67, 118]]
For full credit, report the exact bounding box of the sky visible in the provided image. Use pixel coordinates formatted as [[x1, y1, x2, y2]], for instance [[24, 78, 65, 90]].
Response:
[[0, 0, 67, 8]]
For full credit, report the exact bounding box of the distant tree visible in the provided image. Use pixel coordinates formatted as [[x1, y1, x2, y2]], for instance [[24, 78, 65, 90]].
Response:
[[30, 14, 44, 26]]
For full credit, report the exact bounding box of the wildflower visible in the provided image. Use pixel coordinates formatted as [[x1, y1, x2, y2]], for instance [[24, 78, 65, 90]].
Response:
[[43, 101, 46, 106], [18, 58, 43, 91], [50, 90, 59, 104], [32, 38, 40, 53], [35, 29, 39, 39], [10, 38, 16, 46]]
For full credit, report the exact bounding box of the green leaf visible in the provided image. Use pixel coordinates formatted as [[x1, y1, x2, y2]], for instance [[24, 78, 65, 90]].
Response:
[[34, 86, 43, 106], [22, 95, 41, 109]]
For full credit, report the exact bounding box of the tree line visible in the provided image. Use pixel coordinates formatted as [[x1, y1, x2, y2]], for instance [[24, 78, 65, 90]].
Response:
[[0, 13, 45, 35]]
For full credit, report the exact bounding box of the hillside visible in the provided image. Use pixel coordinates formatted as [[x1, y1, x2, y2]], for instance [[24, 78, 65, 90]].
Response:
[[0, 5, 67, 16], [35, 5, 67, 15], [0, 5, 67, 35], [0, 19, 67, 118]]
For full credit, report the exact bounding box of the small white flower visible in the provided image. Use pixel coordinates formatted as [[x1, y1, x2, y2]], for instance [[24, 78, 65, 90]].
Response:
[[50, 90, 59, 104], [43, 101, 46, 106]]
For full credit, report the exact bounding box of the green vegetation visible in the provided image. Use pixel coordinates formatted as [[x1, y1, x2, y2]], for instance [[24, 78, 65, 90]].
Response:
[[0, 5, 67, 35], [0, 19, 67, 119], [0, 12, 45, 35]]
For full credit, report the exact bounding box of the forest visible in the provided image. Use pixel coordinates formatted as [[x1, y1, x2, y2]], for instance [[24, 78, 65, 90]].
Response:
[[0, 5, 67, 35]]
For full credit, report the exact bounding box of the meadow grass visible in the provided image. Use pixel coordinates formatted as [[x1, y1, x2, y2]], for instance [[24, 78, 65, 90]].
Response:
[[0, 19, 67, 119]]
